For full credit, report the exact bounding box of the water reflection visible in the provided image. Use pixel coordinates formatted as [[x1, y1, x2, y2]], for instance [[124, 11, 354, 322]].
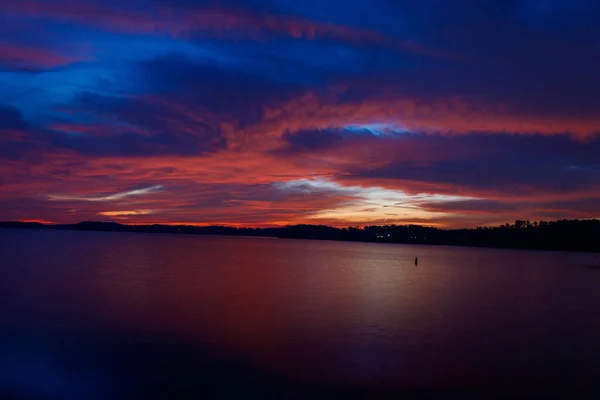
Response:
[[2, 229, 600, 398]]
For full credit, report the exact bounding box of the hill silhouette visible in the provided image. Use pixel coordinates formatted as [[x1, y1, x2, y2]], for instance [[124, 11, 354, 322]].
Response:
[[1, 219, 599, 252]]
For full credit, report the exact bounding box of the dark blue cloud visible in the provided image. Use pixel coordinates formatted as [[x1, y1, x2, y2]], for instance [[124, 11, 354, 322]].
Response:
[[265, 0, 600, 120], [348, 134, 600, 194], [136, 53, 307, 125], [0, 104, 28, 131], [48, 92, 227, 156], [272, 126, 399, 158], [421, 199, 520, 213], [48, 130, 225, 157], [274, 129, 348, 154], [536, 198, 600, 214], [0, 95, 226, 159]]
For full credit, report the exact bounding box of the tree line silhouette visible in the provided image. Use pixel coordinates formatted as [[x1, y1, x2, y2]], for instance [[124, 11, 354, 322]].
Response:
[[2, 219, 599, 252]]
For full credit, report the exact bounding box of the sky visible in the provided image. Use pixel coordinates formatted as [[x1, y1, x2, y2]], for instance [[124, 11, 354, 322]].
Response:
[[0, 0, 599, 227]]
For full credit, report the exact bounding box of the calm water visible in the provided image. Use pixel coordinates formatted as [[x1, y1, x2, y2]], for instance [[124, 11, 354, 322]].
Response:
[[1, 229, 600, 399]]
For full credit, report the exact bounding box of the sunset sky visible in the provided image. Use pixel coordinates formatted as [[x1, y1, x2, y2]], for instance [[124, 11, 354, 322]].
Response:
[[1, 0, 599, 227]]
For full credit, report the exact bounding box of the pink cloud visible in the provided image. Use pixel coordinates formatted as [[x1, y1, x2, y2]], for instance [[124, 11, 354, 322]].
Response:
[[259, 91, 600, 139]]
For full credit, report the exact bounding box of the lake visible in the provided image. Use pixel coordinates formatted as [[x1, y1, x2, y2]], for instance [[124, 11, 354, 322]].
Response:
[[1, 228, 600, 399]]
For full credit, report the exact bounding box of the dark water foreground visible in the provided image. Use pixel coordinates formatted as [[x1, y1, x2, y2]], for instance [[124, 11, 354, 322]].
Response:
[[1, 229, 600, 399]]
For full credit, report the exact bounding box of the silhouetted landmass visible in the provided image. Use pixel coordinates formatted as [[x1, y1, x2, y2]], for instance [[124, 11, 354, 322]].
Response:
[[280, 220, 600, 252], [2, 219, 600, 252]]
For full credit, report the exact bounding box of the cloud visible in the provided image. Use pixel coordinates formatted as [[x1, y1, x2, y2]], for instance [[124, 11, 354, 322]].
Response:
[[1, 0, 600, 227], [98, 209, 156, 218], [258, 91, 600, 138], [342, 133, 600, 200], [531, 198, 600, 215], [135, 54, 304, 127], [272, 128, 352, 155], [420, 199, 520, 214], [47, 93, 227, 157], [0, 104, 29, 131], [274, 177, 477, 225], [48, 185, 164, 202]]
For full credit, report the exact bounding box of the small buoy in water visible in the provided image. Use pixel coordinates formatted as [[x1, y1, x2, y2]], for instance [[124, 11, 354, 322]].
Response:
[[415, 257, 418, 266]]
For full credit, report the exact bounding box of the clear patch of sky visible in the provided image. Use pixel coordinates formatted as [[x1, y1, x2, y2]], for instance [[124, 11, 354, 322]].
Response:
[[518, 0, 590, 22], [516, 0, 600, 41]]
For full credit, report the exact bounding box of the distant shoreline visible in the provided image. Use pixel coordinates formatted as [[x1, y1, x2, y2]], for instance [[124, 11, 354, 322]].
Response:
[[2, 219, 600, 253]]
